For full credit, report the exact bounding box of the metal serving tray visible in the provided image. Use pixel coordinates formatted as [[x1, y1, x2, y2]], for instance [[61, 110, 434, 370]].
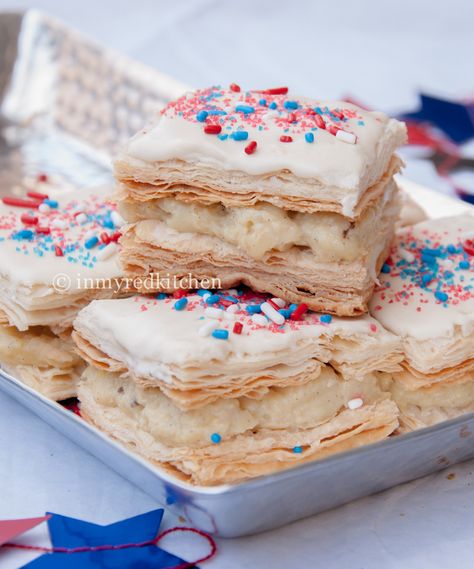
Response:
[[0, 10, 474, 539]]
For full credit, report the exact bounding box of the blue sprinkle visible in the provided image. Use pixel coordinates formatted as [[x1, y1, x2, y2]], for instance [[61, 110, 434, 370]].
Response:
[[174, 297, 188, 311], [269, 101, 277, 110], [421, 247, 442, 257], [289, 304, 298, 312], [218, 133, 228, 140], [196, 110, 208, 122], [208, 109, 226, 115], [293, 446, 303, 453], [246, 304, 262, 314], [459, 260, 470, 270], [314, 106, 323, 114], [210, 433, 222, 444], [358, 120, 365, 126], [43, 199, 58, 208], [223, 295, 239, 303], [103, 219, 115, 229], [320, 314, 332, 324], [305, 132, 314, 143], [230, 130, 249, 141], [156, 293, 167, 300], [197, 289, 211, 296], [278, 309, 292, 319], [235, 104, 255, 114], [447, 244, 457, 254], [16, 229, 34, 240], [259, 98, 267, 106], [381, 263, 391, 274], [84, 236, 99, 249], [422, 274, 432, 286], [206, 294, 221, 305], [212, 329, 229, 340], [444, 271, 454, 279], [284, 101, 298, 110], [434, 291, 448, 302]]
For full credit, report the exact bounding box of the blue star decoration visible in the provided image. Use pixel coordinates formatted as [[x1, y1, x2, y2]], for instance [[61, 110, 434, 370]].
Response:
[[401, 93, 474, 144], [23, 508, 197, 568]]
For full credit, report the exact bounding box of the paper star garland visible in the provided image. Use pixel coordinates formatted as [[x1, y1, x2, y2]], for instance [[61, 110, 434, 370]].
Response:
[[402, 93, 474, 144], [0, 509, 216, 568], [23, 509, 195, 568]]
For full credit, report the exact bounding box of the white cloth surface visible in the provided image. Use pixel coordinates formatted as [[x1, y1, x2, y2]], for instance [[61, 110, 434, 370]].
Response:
[[0, 0, 474, 567]]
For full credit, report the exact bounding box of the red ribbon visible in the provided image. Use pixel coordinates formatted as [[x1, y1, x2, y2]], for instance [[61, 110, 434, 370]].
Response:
[[3, 526, 217, 569]]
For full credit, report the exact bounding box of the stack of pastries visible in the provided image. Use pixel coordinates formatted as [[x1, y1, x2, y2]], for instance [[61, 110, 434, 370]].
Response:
[[2, 85, 473, 486]]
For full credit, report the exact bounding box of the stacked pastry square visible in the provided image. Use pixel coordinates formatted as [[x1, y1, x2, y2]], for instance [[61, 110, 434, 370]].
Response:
[[73, 291, 402, 485], [0, 177, 125, 399], [370, 214, 474, 432], [114, 85, 407, 315]]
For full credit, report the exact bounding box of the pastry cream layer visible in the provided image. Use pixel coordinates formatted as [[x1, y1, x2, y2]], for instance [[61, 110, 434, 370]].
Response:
[[119, 180, 398, 262], [80, 365, 387, 448]]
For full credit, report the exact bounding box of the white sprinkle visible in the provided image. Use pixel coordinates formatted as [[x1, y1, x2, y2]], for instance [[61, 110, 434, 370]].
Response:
[[205, 307, 223, 319], [227, 289, 238, 296], [252, 314, 268, 326], [202, 292, 211, 302], [75, 212, 88, 224], [226, 304, 240, 314], [347, 398, 364, 410], [335, 130, 357, 144], [51, 218, 67, 229], [271, 297, 286, 308], [111, 210, 126, 228], [399, 248, 415, 263], [84, 229, 96, 240], [263, 110, 279, 120], [198, 320, 218, 337], [96, 242, 118, 261], [38, 203, 50, 214], [261, 302, 285, 325]]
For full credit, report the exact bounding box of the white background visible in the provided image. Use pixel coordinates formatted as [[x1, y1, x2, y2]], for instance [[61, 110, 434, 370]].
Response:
[[0, 1, 473, 567]]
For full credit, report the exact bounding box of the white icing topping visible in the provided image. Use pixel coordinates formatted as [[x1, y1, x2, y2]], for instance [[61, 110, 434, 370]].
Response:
[[370, 214, 474, 340]]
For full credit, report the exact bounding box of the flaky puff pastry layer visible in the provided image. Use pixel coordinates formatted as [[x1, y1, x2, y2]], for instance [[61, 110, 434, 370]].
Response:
[[390, 373, 474, 433], [0, 324, 83, 400], [115, 152, 403, 219], [78, 365, 399, 486]]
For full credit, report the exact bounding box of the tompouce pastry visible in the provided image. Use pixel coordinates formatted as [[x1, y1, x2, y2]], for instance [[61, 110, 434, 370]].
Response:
[[370, 214, 474, 432], [73, 290, 402, 485], [0, 177, 126, 400], [114, 85, 407, 315]]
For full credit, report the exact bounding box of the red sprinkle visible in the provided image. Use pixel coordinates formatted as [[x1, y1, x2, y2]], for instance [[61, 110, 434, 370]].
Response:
[[54, 245, 64, 257], [332, 110, 344, 120], [290, 303, 308, 321], [204, 124, 222, 135], [36, 226, 50, 235], [100, 232, 111, 244], [27, 191, 49, 201], [463, 239, 474, 256], [110, 232, 121, 242], [230, 83, 241, 92], [267, 299, 280, 310], [280, 135, 293, 143], [313, 114, 326, 129], [255, 87, 288, 95], [287, 112, 297, 124], [173, 290, 187, 299], [2, 196, 41, 209], [245, 140, 257, 155], [37, 173, 48, 183], [327, 124, 339, 136], [233, 322, 243, 334], [20, 214, 38, 225]]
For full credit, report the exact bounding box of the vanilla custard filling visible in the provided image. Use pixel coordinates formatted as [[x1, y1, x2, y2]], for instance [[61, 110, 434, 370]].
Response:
[[391, 379, 474, 411], [81, 366, 386, 448]]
